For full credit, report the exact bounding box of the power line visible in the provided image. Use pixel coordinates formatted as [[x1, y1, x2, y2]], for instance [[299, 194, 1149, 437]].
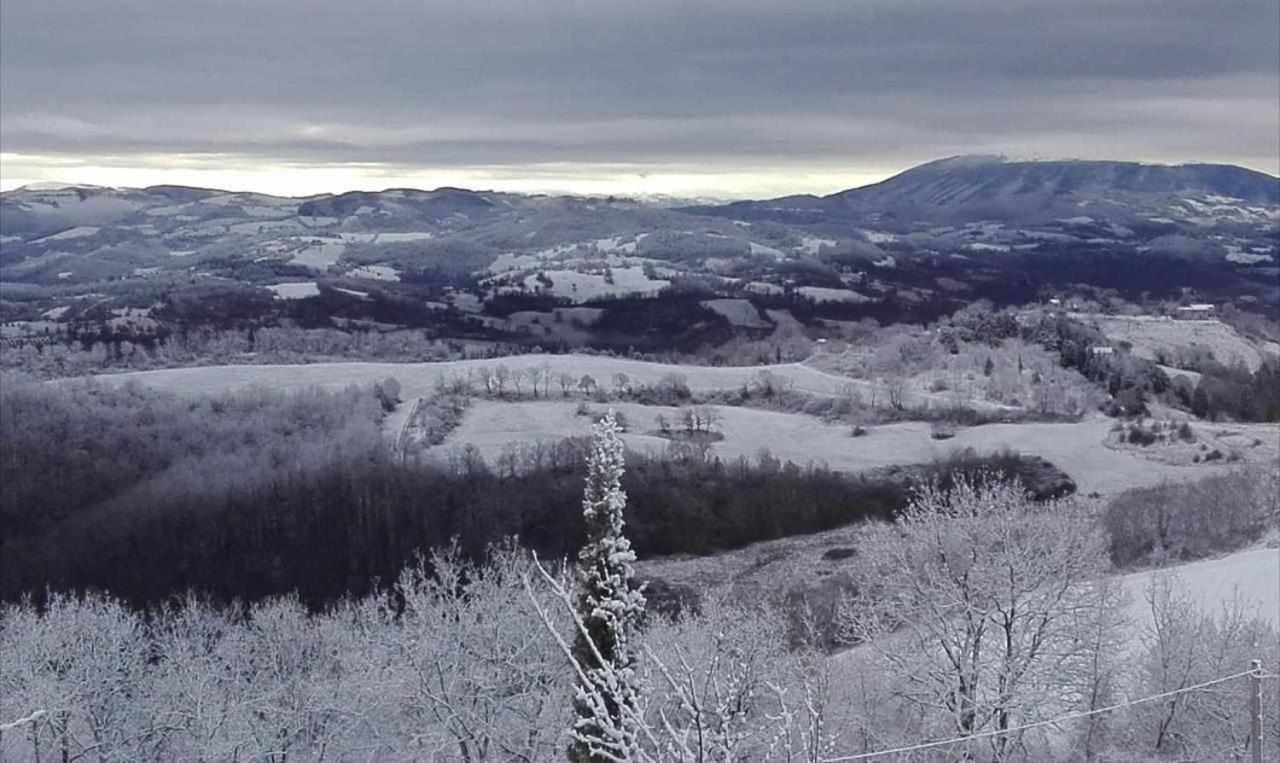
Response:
[[822, 669, 1260, 762]]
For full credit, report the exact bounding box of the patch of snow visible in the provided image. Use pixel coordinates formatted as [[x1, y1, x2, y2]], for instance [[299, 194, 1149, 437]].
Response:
[[267, 281, 321, 299], [1057, 216, 1095, 225], [797, 236, 837, 255], [289, 239, 346, 270], [872, 255, 896, 268], [56, 271, 74, 279], [333, 287, 370, 299], [748, 242, 785, 258], [593, 236, 638, 253], [745, 281, 784, 295], [701, 298, 771, 329], [1226, 249, 1273, 264], [797, 286, 874, 304], [967, 242, 1011, 253], [346, 264, 401, 282], [515, 267, 668, 303], [862, 230, 897, 244], [33, 225, 100, 243], [376, 232, 434, 243], [42, 306, 70, 320]]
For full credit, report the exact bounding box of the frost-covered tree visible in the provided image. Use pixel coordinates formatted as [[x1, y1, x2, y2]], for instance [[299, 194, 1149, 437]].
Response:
[[836, 477, 1117, 761], [566, 410, 647, 762]]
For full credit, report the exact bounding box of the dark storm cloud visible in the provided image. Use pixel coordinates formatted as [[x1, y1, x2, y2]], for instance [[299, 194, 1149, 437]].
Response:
[[2, 0, 1277, 183]]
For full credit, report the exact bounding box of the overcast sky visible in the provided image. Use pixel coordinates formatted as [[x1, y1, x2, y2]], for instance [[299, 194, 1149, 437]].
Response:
[[1, 0, 1277, 197]]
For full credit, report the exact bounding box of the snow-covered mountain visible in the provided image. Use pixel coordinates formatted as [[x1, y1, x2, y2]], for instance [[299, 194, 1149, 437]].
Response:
[[691, 155, 1280, 228], [1, 156, 1274, 314]]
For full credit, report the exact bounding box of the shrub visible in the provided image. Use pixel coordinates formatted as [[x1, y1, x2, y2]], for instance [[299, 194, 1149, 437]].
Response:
[[1125, 424, 1157, 446], [930, 421, 956, 440], [1177, 421, 1195, 442], [1104, 467, 1273, 567]]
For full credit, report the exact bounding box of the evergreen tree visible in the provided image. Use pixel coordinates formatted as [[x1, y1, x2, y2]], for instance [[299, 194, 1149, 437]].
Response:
[[569, 410, 646, 761]]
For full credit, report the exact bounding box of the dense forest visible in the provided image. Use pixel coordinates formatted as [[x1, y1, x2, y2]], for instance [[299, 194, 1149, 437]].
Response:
[[1, 379, 1060, 610]]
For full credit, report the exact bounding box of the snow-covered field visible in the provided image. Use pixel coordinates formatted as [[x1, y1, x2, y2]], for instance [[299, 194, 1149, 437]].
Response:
[[797, 286, 874, 304], [1120, 546, 1279, 631], [516, 267, 669, 302], [87, 355, 874, 401], [84, 354, 1277, 497], [438, 401, 1262, 496], [31, 225, 99, 242], [700, 298, 771, 329], [266, 281, 321, 299], [289, 240, 346, 270], [346, 264, 400, 281], [1084, 314, 1276, 372], [85, 355, 1005, 414]]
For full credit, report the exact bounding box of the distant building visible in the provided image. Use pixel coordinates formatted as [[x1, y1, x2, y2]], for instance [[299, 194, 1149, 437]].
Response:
[[1174, 304, 1216, 320], [1089, 345, 1115, 356]]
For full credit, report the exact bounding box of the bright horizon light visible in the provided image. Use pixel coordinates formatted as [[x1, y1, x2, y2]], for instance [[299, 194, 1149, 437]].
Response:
[[0, 152, 900, 200]]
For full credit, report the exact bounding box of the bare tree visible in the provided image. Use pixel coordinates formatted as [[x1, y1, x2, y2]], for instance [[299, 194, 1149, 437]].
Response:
[[524, 366, 542, 399]]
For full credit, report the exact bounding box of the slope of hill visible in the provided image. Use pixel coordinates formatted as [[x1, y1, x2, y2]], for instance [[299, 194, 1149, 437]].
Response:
[[2, 155, 1277, 350], [693, 155, 1280, 227]]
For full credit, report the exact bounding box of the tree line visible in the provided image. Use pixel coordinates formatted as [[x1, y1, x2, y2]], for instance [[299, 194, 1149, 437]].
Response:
[[1, 380, 1060, 610]]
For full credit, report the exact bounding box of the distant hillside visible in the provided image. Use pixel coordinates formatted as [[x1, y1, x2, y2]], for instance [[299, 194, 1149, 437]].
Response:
[[692, 156, 1280, 226]]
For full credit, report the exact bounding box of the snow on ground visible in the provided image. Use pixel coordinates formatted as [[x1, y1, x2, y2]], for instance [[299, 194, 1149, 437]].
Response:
[[41, 306, 70, 320], [748, 242, 785, 258], [87, 354, 1006, 420], [375, 232, 434, 243], [438, 402, 1255, 497], [1085, 314, 1274, 372], [488, 253, 542, 273], [861, 230, 897, 244], [745, 281, 784, 295], [78, 354, 1279, 498], [967, 242, 1011, 253], [228, 219, 309, 234], [266, 282, 320, 299], [700, 298, 771, 329], [289, 240, 346, 270], [346, 265, 400, 281], [333, 287, 370, 299], [593, 236, 638, 253], [518, 267, 668, 302], [1225, 248, 1273, 264], [1120, 547, 1279, 631], [797, 286, 874, 304], [32, 226, 99, 242], [797, 236, 837, 255]]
